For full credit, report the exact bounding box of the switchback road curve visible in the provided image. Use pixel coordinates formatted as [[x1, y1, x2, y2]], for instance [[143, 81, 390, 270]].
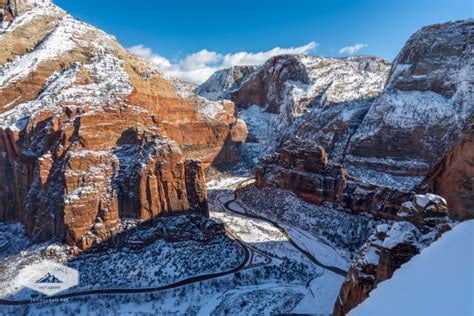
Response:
[[221, 193, 347, 277]]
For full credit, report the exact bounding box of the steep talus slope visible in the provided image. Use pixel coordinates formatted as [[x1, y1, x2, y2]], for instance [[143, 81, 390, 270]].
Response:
[[347, 19, 474, 180], [0, 0, 230, 249]]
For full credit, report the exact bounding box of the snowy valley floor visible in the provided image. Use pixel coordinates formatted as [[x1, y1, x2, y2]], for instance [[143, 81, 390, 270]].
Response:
[[0, 176, 371, 315]]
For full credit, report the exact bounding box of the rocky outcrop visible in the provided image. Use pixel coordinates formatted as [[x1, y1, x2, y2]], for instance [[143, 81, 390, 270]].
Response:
[[196, 55, 390, 167], [195, 65, 257, 101], [418, 115, 474, 219], [253, 138, 456, 315], [254, 20, 473, 219], [184, 159, 209, 216], [232, 54, 389, 121], [255, 139, 345, 205], [0, 0, 235, 249], [91, 214, 226, 252], [0, 0, 17, 25], [255, 139, 413, 219], [233, 55, 311, 113], [333, 194, 451, 316], [347, 20, 473, 179], [0, 104, 209, 249]]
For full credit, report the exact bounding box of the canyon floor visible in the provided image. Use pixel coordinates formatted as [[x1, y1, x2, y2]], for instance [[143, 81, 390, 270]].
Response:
[[0, 175, 363, 315]]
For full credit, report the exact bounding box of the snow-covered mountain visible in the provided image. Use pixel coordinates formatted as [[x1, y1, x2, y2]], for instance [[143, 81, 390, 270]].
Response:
[[0, 0, 238, 249], [232, 18, 473, 316], [196, 54, 391, 167], [197, 20, 473, 192], [195, 65, 257, 101], [350, 220, 473, 316], [347, 20, 474, 180], [0, 1, 472, 315]]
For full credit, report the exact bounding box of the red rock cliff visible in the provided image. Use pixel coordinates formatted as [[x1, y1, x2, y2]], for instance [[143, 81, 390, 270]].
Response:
[[418, 116, 474, 220], [0, 0, 233, 249]]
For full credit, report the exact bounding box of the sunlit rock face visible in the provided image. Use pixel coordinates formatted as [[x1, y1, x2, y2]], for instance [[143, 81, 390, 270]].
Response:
[[0, 0, 238, 249], [196, 54, 390, 167], [346, 20, 474, 178], [249, 20, 473, 314], [255, 139, 414, 218], [253, 20, 473, 214]]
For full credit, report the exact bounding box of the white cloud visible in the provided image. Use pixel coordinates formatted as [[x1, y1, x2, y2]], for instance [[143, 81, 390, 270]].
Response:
[[127, 42, 317, 84], [338, 43, 367, 55], [221, 42, 317, 68], [128, 44, 172, 70]]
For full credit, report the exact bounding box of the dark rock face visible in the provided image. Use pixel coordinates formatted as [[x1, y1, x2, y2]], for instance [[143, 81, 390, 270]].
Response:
[[90, 214, 225, 252], [346, 20, 474, 178], [195, 65, 257, 101], [254, 19, 474, 219], [333, 195, 450, 316], [271, 139, 329, 173], [0, 0, 17, 23], [184, 159, 209, 216], [195, 54, 390, 168], [418, 115, 474, 220]]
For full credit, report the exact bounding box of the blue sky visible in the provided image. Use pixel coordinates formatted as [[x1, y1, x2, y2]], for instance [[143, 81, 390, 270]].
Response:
[[55, 0, 472, 83]]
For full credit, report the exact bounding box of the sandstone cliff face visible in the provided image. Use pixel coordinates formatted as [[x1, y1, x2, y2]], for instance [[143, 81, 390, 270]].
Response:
[[0, 104, 209, 249], [196, 18, 472, 316], [0, 0, 17, 26], [0, 0, 230, 249], [255, 139, 413, 219], [254, 135, 462, 315], [196, 55, 390, 167], [233, 55, 311, 114], [347, 20, 474, 179], [418, 115, 474, 220], [254, 19, 473, 219], [333, 194, 451, 316], [202, 20, 473, 187], [233, 54, 389, 133]]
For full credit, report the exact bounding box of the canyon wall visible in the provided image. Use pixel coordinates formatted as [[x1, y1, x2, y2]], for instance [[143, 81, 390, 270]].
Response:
[[0, 0, 234, 249], [346, 20, 473, 178]]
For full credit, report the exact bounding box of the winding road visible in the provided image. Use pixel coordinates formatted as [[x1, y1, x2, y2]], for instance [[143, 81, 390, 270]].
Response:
[[0, 210, 271, 306], [0, 235, 252, 306], [221, 194, 347, 277], [0, 180, 345, 306]]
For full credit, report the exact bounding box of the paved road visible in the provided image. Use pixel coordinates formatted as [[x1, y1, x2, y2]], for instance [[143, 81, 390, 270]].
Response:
[[0, 180, 344, 306], [0, 227, 253, 306], [221, 194, 347, 277]]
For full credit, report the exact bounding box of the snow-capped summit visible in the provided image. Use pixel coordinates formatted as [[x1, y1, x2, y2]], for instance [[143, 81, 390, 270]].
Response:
[[195, 65, 257, 101], [196, 53, 390, 167], [347, 19, 474, 179]]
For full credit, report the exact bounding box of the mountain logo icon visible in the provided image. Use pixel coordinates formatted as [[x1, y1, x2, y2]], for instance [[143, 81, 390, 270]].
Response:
[[35, 272, 63, 284]]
